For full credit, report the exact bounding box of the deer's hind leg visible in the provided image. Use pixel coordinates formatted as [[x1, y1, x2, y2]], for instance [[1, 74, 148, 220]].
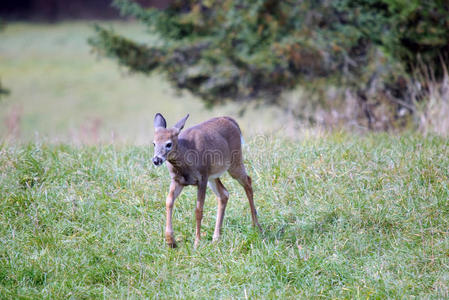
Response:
[[228, 164, 262, 232], [208, 178, 229, 242]]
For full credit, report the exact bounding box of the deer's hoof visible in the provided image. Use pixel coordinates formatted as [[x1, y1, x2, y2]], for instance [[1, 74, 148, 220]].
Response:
[[167, 242, 177, 248], [166, 235, 177, 248]]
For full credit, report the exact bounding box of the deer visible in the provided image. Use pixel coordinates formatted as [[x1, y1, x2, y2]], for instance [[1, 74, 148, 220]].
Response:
[[152, 113, 262, 248]]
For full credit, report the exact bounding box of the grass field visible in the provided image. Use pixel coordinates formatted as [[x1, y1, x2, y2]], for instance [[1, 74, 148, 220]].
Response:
[[1, 133, 448, 298], [0, 22, 280, 143], [1, 21, 449, 299]]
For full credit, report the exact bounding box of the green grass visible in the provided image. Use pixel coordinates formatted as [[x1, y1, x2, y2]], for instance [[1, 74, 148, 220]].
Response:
[[1, 133, 448, 298], [1, 21, 449, 298]]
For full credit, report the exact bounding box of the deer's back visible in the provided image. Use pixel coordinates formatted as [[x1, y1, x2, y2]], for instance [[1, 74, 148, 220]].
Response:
[[179, 116, 242, 169]]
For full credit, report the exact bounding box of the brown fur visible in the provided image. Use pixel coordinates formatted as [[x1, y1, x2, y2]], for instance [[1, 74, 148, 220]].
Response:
[[153, 114, 262, 248]]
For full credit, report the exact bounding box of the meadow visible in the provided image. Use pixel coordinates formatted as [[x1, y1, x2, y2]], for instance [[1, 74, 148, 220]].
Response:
[[1, 23, 449, 298], [1, 133, 449, 298]]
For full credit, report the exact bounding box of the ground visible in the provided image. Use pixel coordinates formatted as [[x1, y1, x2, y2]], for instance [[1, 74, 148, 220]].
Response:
[[1, 22, 448, 298], [1, 134, 448, 298]]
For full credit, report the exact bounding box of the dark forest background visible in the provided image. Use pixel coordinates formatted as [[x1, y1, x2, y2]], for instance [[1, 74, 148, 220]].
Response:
[[0, 0, 170, 20]]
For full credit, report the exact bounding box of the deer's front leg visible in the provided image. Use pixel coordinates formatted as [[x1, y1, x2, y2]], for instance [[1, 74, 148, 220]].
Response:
[[194, 181, 207, 248], [166, 181, 183, 248]]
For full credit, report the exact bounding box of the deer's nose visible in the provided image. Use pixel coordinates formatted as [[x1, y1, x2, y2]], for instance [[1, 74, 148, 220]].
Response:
[[153, 156, 163, 166]]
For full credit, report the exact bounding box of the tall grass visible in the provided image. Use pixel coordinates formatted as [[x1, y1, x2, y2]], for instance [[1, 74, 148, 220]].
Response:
[[1, 133, 448, 298], [415, 66, 449, 136]]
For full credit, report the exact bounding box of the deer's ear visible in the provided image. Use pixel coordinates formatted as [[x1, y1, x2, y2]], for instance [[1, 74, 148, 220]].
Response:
[[173, 114, 189, 131], [154, 113, 167, 129]]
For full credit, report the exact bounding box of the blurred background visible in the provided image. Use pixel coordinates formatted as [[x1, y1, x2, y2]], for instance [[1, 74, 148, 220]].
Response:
[[1, 0, 448, 143]]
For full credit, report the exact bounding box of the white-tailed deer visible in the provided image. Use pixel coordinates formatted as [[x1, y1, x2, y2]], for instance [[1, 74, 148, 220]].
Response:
[[152, 113, 262, 248]]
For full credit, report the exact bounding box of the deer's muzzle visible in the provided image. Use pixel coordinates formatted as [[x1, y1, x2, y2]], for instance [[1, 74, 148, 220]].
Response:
[[152, 156, 165, 166]]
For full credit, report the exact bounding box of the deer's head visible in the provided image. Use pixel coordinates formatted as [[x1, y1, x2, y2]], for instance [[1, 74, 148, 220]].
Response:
[[152, 113, 189, 166]]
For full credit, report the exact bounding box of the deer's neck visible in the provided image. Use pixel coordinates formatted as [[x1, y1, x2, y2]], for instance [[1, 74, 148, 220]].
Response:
[[167, 139, 191, 169], [167, 140, 200, 186]]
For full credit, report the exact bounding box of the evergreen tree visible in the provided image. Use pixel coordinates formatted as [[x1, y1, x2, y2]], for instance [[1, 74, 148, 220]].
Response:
[[89, 0, 449, 107], [89, 0, 370, 106], [336, 0, 449, 76]]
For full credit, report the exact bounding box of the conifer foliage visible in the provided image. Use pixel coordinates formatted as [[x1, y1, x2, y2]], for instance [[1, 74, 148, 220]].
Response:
[[89, 0, 449, 107], [89, 0, 369, 105]]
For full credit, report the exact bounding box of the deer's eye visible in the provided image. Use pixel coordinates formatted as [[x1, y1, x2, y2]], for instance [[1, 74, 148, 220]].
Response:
[[166, 142, 172, 149]]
